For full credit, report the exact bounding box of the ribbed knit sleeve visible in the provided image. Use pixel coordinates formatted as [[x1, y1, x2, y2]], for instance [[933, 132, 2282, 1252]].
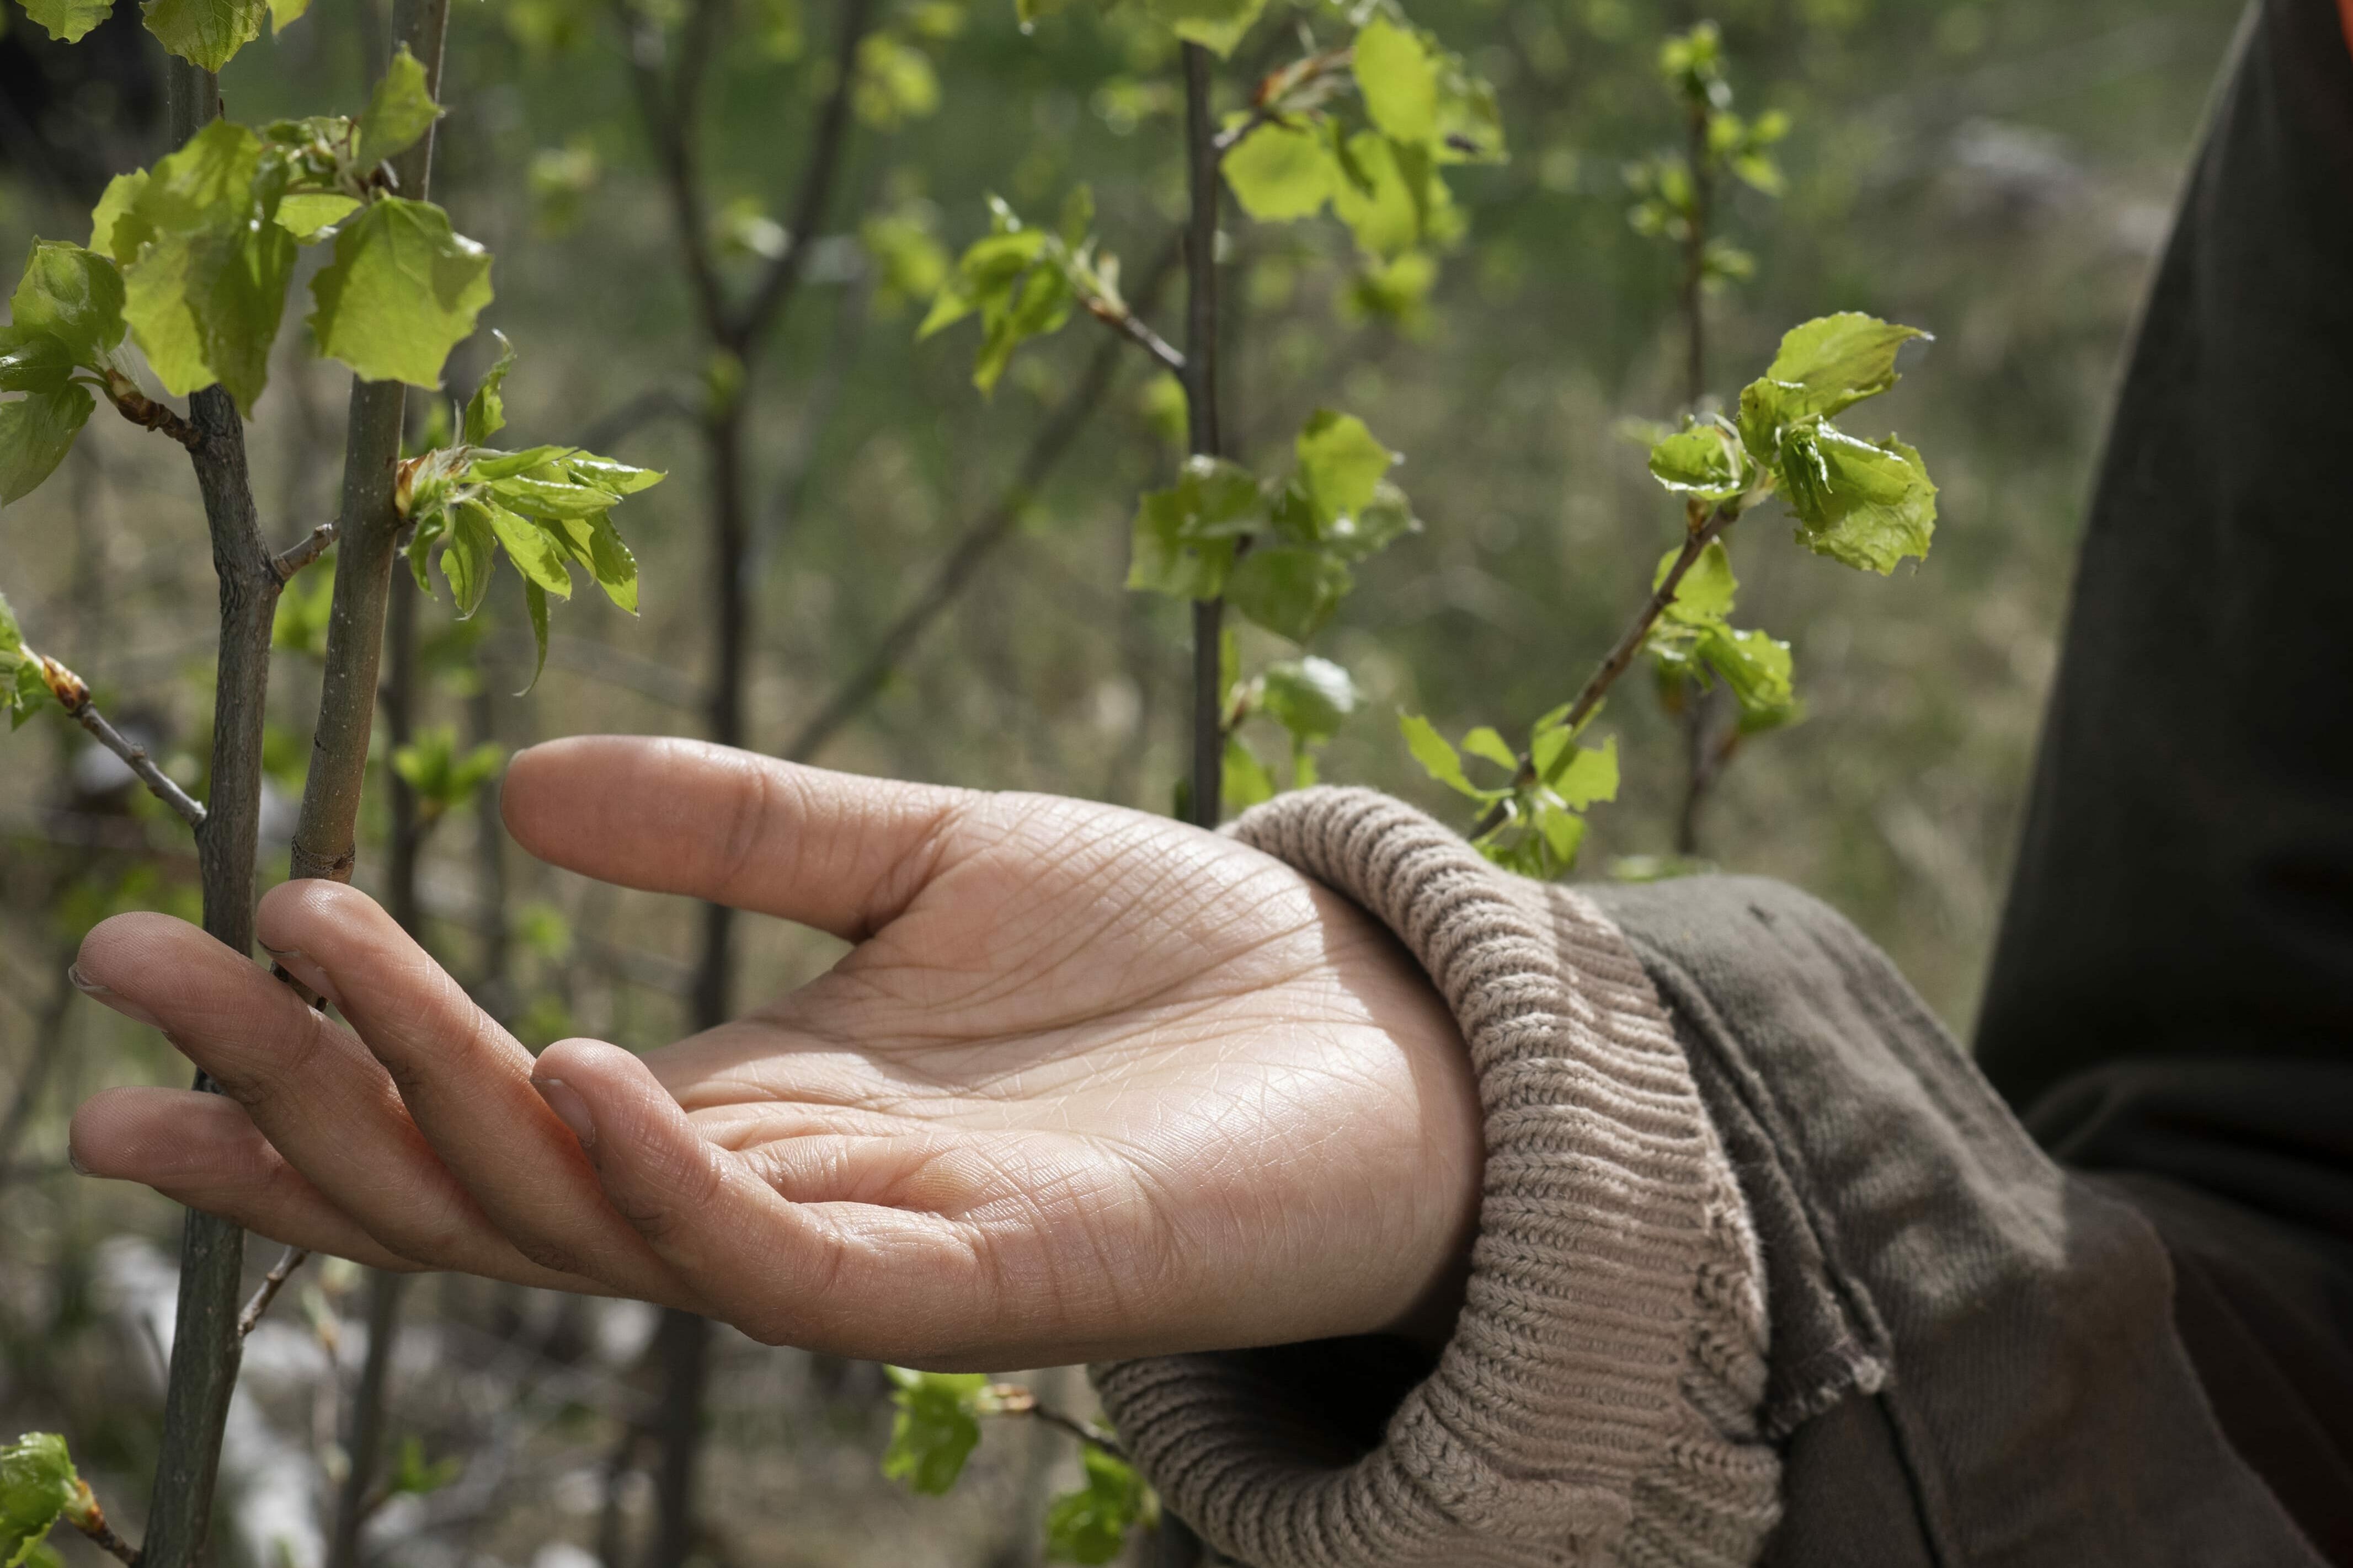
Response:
[[1090, 789, 1780, 1567]]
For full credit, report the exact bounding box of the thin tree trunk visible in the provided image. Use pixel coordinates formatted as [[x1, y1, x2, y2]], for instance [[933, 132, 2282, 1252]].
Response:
[[140, 58, 278, 1568], [324, 1270, 407, 1568], [1181, 44, 1224, 832], [1673, 97, 1722, 860], [288, 0, 451, 887]]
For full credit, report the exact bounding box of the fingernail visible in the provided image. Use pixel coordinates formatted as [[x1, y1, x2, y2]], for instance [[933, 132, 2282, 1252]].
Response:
[[533, 1077, 596, 1150], [260, 944, 342, 1010], [68, 965, 164, 1030], [68, 1143, 91, 1176]]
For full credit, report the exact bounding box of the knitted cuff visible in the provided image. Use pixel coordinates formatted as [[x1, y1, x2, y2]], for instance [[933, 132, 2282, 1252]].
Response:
[[1091, 788, 1776, 1567]]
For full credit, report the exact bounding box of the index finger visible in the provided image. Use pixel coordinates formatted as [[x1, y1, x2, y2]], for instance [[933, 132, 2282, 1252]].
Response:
[[500, 737, 969, 942]]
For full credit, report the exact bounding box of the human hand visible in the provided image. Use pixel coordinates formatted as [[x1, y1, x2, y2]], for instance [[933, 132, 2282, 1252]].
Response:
[[67, 737, 1481, 1367]]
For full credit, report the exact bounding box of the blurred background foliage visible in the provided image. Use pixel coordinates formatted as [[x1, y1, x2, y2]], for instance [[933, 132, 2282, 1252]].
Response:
[[0, 0, 2246, 1560]]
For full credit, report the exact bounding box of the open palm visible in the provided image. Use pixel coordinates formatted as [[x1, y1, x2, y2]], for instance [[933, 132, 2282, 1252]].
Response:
[[68, 737, 1480, 1366]]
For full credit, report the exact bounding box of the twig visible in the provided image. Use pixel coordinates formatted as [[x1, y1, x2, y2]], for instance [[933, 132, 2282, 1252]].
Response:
[[732, 0, 877, 349], [68, 1483, 142, 1566], [980, 1383, 1126, 1462], [271, 523, 337, 584], [236, 1245, 311, 1338], [102, 370, 202, 452], [36, 655, 209, 828], [1472, 502, 1737, 838], [1083, 295, 1186, 375]]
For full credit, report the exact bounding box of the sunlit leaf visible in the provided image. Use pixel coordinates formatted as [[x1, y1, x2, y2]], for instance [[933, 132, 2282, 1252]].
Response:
[[275, 193, 359, 239], [0, 330, 75, 395], [1778, 425, 1935, 574], [269, 0, 308, 31], [1657, 538, 1737, 623], [1460, 724, 1516, 772], [10, 242, 126, 366], [1647, 419, 1752, 503], [356, 44, 441, 164], [519, 579, 549, 695], [1353, 18, 1438, 145], [141, 0, 268, 70], [88, 172, 153, 265], [1142, 0, 1265, 57], [440, 502, 497, 618], [1401, 712, 1496, 800], [308, 197, 493, 388], [1294, 409, 1394, 527], [1221, 123, 1332, 222], [18, 0, 114, 44], [1125, 456, 1260, 600], [1762, 313, 1929, 422]]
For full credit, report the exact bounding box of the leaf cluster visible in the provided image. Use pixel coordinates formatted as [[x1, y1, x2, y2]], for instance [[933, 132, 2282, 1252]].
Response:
[[0, 52, 493, 508], [1402, 710, 1620, 879], [1043, 1445, 1155, 1564], [0, 591, 55, 729], [1652, 313, 1938, 574], [919, 189, 1118, 394], [1624, 23, 1789, 284], [17, 0, 307, 72], [394, 338, 664, 692], [1221, 17, 1501, 325], [879, 1368, 987, 1495]]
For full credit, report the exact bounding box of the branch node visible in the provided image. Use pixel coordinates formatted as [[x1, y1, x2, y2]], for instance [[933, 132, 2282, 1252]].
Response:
[[272, 523, 338, 584], [102, 370, 204, 452], [237, 1245, 311, 1338]]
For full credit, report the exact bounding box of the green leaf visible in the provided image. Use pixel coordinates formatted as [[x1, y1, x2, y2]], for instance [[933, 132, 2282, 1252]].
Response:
[[1532, 799, 1586, 868], [465, 444, 570, 482], [879, 1368, 985, 1495], [1550, 734, 1619, 809], [0, 385, 95, 506], [356, 44, 441, 164], [275, 193, 358, 239], [1294, 409, 1394, 528], [89, 172, 153, 264], [1328, 131, 1458, 260], [1223, 732, 1275, 810], [120, 120, 298, 413], [11, 242, 126, 367], [1761, 313, 1929, 422], [0, 1433, 79, 1568], [463, 331, 515, 446], [1260, 655, 1357, 744], [1142, 0, 1266, 57], [440, 501, 497, 617], [1323, 478, 1419, 561], [1228, 545, 1350, 643], [19, 0, 114, 41], [487, 474, 613, 520], [141, 0, 267, 69], [1696, 622, 1794, 720], [1401, 712, 1493, 800], [0, 330, 74, 394], [1460, 725, 1516, 772], [1221, 123, 1332, 223], [269, 0, 308, 30], [307, 197, 494, 389], [392, 726, 503, 816], [1657, 537, 1737, 623], [485, 501, 573, 598], [1778, 425, 1936, 574], [1647, 419, 1752, 503], [519, 579, 549, 695], [1043, 1446, 1152, 1565], [563, 453, 664, 497], [1353, 18, 1438, 146], [1125, 456, 1260, 600]]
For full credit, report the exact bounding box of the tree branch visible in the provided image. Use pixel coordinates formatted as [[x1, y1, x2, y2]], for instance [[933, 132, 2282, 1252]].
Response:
[[1181, 42, 1225, 831], [102, 370, 202, 451], [1082, 293, 1186, 374], [236, 1245, 311, 1337], [617, 0, 731, 349], [1472, 503, 1737, 838], [68, 1485, 142, 1567], [287, 0, 452, 887], [980, 1383, 1126, 1462], [270, 523, 336, 584]]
